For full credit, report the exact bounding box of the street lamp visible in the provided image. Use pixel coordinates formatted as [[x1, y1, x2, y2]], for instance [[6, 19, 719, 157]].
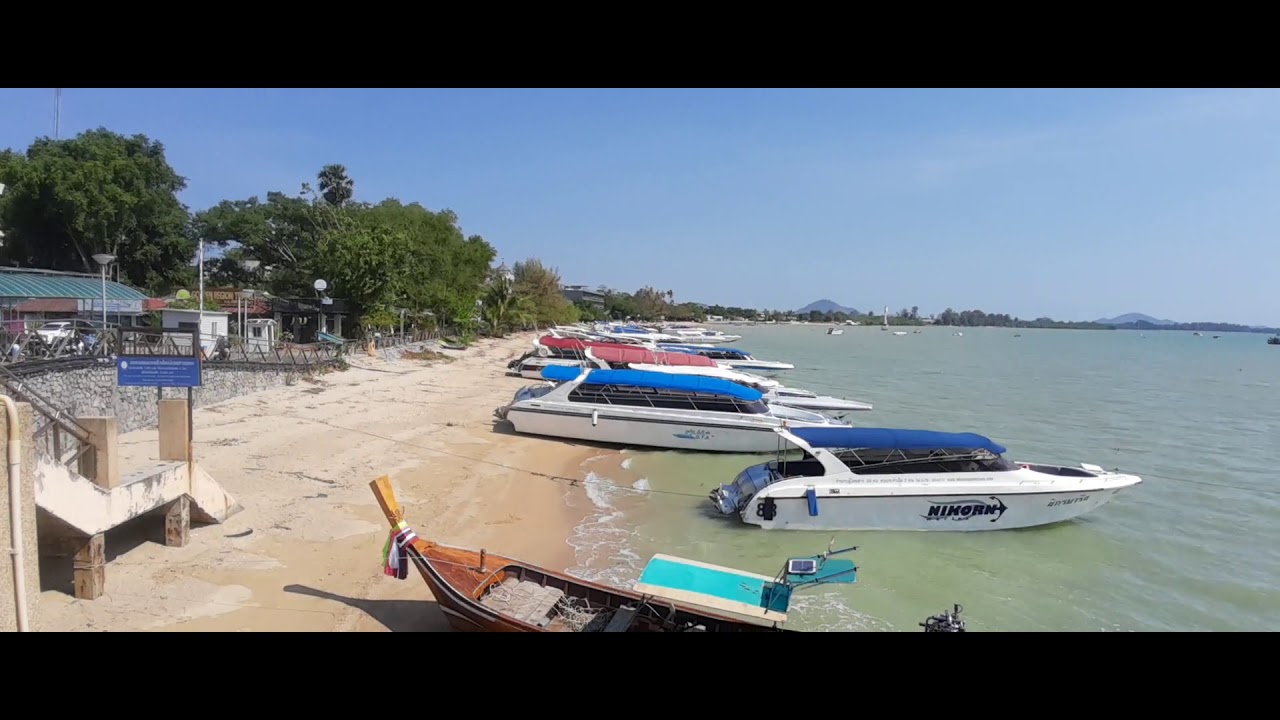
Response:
[[313, 279, 328, 337], [92, 253, 115, 327], [239, 288, 255, 340]]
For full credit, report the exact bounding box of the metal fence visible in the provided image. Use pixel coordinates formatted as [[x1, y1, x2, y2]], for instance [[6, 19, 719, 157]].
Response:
[[0, 362, 94, 470], [1, 326, 351, 368], [361, 327, 460, 350]]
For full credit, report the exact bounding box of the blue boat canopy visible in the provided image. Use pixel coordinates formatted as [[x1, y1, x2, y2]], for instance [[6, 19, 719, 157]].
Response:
[[659, 343, 749, 356], [539, 365, 763, 401], [787, 427, 1007, 454]]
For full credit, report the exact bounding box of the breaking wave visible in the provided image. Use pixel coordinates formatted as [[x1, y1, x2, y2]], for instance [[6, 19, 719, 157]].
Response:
[[561, 457, 889, 632], [564, 465, 648, 588]]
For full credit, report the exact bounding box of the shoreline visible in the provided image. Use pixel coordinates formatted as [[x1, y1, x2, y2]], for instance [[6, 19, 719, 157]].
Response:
[[32, 332, 603, 632]]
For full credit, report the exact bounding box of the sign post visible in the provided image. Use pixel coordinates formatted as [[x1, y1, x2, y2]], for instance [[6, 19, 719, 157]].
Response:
[[115, 356, 202, 388], [115, 329, 203, 467]]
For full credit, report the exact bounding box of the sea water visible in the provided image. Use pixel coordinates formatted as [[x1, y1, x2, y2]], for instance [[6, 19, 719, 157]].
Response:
[[560, 325, 1280, 632]]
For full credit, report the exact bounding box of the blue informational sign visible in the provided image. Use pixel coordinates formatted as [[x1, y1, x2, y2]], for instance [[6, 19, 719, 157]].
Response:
[[116, 356, 202, 388]]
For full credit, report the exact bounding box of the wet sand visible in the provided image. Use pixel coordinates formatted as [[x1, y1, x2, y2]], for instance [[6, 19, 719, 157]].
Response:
[[34, 332, 597, 631]]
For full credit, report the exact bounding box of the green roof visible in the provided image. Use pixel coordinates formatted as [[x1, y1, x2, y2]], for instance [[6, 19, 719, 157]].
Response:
[[0, 270, 150, 301]]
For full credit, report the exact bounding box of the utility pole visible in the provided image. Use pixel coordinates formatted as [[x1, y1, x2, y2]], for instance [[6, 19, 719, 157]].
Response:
[[53, 88, 62, 139]]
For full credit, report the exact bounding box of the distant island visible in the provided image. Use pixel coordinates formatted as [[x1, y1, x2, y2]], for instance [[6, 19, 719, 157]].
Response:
[[796, 299, 859, 315], [707, 300, 1280, 334], [1102, 317, 1280, 334], [692, 301, 1107, 329], [569, 290, 1279, 334], [1095, 313, 1176, 326]]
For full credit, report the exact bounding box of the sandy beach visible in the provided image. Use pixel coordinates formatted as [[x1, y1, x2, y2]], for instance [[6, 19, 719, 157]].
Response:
[[34, 332, 606, 632]]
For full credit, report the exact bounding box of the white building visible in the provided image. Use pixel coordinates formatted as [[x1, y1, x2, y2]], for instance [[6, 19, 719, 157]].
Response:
[[244, 318, 278, 353], [160, 309, 229, 356]]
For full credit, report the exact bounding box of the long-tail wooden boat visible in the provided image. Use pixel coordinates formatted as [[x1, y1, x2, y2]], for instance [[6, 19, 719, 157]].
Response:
[[369, 475, 865, 632]]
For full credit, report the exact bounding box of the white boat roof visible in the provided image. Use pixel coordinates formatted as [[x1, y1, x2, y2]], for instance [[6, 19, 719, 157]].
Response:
[[625, 363, 782, 389]]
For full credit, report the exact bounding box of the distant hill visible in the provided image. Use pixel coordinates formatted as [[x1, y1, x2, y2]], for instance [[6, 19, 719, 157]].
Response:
[[1095, 312, 1176, 326], [796, 299, 859, 315]]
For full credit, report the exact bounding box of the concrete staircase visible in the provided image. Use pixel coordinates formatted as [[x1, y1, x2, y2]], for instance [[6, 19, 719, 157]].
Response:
[[35, 457, 239, 537], [3, 366, 241, 601]]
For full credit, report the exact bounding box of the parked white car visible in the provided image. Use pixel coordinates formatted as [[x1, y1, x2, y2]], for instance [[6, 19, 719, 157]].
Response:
[[35, 321, 76, 343]]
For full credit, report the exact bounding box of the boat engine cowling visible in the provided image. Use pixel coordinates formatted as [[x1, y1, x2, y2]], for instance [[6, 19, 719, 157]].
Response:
[[709, 462, 776, 515], [921, 604, 967, 632]]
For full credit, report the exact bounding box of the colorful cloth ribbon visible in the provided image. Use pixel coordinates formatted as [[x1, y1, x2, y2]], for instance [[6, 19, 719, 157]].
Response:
[[381, 520, 418, 580]]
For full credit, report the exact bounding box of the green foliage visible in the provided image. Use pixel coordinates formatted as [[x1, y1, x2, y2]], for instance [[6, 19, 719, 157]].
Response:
[[317, 164, 354, 207], [167, 292, 221, 310], [360, 306, 399, 330], [0, 128, 195, 294], [590, 285, 704, 322], [512, 258, 576, 326], [574, 301, 606, 322], [191, 175, 497, 333], [481, 270, 517, 336]]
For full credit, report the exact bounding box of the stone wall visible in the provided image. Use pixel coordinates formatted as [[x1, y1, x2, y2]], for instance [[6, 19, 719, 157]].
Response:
[[14, 363, 311, 434]]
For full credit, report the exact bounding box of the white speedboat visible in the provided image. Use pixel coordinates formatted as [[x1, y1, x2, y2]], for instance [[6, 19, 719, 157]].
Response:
[[509, 337, 718, 378], [495, 366, 848, 453], [657, 343, 795, 371], [538, 336, 717, 366], [507, 354, 595, 379], [664, 324, 744, 343], [593, 323, 689, 344], [623, 361, 872, 414], [709, 427, 1142, 531], [826, 327, 843, 335]]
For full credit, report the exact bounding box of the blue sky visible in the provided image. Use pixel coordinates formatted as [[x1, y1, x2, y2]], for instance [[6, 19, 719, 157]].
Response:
[[2, 88, 1278, 324]]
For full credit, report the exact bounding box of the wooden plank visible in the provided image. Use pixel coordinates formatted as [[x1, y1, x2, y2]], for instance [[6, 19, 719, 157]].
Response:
[[165, 495, 190, 547], [73, 534, 105, 600]]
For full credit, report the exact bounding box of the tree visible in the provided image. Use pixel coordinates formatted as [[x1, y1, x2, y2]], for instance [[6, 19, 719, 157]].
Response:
[[482, 269, 516, 336], [192, 170, 498, 331], [314, 220, 409, 316], [167, 292, 220, 310], [633, 286, 669, 320], [191, 189, 335, 299], [357, 200, 495, 324], [512, 258, 575, 326], [0, 128, 195, 294], [317, 164, 354, 207]]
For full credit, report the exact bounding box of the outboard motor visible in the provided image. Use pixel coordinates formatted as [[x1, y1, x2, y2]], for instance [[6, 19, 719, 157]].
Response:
[[921, 604, 967, 632], [709, 462, 777, 516], [507, 350, 535, 370]]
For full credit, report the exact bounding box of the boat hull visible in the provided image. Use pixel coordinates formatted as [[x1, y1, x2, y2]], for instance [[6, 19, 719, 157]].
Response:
[[371, 476, 786, 633], [505, 404, 817, 453], [720, 360, 795, 371], [734, 487, 1131, 531], [513, 358, 586, 379]]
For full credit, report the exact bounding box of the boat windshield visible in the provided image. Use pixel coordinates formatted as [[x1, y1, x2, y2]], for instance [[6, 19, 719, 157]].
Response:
[[567, 384, 769, 414], [830, 448, 1019, 474]]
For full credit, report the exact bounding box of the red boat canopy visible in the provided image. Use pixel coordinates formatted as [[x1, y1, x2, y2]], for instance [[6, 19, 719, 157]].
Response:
[[538, 336, 715, 367]]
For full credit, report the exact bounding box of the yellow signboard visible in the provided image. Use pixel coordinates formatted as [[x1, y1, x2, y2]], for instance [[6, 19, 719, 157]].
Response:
[[183, 287, 243, 303]]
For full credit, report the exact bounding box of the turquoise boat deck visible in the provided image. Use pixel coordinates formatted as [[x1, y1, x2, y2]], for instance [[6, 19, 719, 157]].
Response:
[[633, 554, 792, 623]]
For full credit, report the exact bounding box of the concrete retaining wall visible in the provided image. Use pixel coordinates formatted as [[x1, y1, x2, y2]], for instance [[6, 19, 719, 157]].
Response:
[[14, 363, 311, 434], [0, 402, 38, 632]]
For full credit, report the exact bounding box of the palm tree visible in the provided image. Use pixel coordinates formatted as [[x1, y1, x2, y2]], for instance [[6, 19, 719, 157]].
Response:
[[483, 271, 516, 336], [317, 164, 354, 206]]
